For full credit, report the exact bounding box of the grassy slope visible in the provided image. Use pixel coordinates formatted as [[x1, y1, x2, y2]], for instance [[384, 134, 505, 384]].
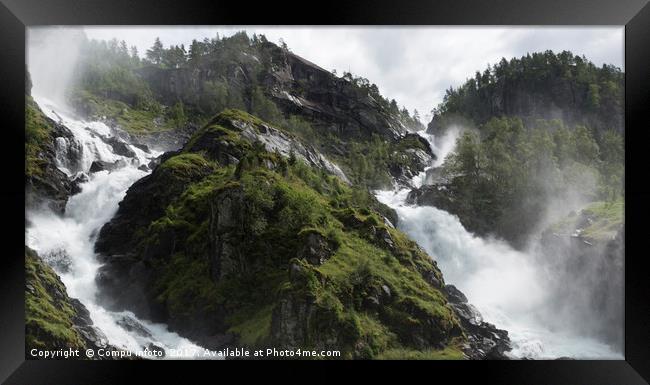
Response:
[[550, 198, 624, 242], [69, 90, 176, 135], [25, 247, 86, 350], [25, 96, 53, 178]]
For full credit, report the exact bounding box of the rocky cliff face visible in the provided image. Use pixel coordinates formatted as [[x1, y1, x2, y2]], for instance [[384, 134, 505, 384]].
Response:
[[140, 43, 408, 142], [131, 42, 431, 186], [94, 110, 508, 359], [25, 97, 77, 214], [443, 285, 510, 359], [426, 51, 624, 136]]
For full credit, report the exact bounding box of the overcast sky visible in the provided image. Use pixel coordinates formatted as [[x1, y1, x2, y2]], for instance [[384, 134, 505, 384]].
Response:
[[79, 26, 623, 122]]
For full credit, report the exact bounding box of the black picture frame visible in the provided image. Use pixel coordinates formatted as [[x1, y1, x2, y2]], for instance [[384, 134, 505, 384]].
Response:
[[2, 0, 649, 383]]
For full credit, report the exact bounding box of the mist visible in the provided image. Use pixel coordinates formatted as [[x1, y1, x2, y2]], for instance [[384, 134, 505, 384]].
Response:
[[381, 118, 624, 358], [27, 27, 86, 107]]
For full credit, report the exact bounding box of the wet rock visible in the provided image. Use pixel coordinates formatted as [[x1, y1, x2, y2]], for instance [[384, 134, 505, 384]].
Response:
[[42, 248, 72, 273], [95, 255, 158, 322], [132, 142, 150, 153], [25, 110, 77, 214], [104, 135, 136, 158], [70, 172, 89, 195], [88, 160, 105, 173], [146, 343, 166, 357], [443, 284, 468, 304], [74, 324, 110, 351], [69, 297, 112, 352], [406, 183, 454, 208], [424, 167, 448, 185], [70, 298, 93, 326], [117, 315, 153, 338], [443, 284, 511, 359], [89, 159, 126, 173]]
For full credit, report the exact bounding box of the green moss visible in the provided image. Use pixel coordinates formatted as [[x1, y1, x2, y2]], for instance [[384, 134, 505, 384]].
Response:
[[153, 252, 221, 317], [581, 199, 624, 241], [25, 96, 53, 177], [68, 90, 172, 135], [549, 198, 623, 242], [123, 110, 463, 358], [159, 153, 216, 176], [227, 305, 274, 347], [376, 345, 465, 360], [25, 247, 86, 350], [210, 108, 269, 129]]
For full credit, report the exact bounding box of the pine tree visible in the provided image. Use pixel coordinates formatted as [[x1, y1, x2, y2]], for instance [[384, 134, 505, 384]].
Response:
[[146, 37, 164, 65]]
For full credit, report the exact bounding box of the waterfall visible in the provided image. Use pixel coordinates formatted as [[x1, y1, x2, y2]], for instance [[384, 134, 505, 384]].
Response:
[[26, 96, 217, 359], [374, 130, 622, 359]]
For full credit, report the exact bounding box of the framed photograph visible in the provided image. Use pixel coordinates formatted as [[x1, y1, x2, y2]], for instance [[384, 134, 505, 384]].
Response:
[[1, 0, 649, 383]]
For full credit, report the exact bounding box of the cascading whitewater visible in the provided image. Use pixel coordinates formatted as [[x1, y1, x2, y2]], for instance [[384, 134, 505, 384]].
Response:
[[375, 129, 622, 359], [26, 96, 216, 359]]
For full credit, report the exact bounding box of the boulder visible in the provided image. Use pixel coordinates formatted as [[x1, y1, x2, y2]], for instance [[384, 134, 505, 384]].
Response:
[[105, 135, 137, 158], [117, 315, 153, 338], [297, 231, 334, 266], [442, 284, 511, 359], [89, 160, 126, 173]]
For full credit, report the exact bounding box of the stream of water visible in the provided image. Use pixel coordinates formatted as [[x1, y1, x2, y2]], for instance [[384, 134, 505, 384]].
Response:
[[26, 96, 215, 359], [375, 129, 622, 359]]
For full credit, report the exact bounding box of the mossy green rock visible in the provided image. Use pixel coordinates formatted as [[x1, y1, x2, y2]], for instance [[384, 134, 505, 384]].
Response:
[[25, 247, 111, 356], [25, 96, 76, 213], [26, 246, 87, 351], [96, 110, 467, 359]]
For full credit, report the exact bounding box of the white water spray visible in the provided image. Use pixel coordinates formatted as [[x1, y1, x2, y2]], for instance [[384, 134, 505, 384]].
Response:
[[375, 131, 622, 359], [26, 96, 216, 359]]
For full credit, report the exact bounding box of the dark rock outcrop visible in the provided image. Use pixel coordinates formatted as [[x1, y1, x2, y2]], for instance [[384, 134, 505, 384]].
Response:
[[407, 183, 457, 213], [406, 182, 498, 242], [25, 103, 79, 214], [132, 41, 431, 186], [89, 160, 127, 174], [103, 135, 137, 158], [116, 315, 153, 338], [26, 162, 73, 214], [94, 154, 215, 257], [443, 284, 511, 359]]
